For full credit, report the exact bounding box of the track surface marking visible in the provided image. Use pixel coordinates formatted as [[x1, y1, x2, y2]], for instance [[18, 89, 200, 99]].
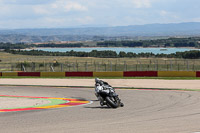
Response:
[[0, 95, 91, 112]]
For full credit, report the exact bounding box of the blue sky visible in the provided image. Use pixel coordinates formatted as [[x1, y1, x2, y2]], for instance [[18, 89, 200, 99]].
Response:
[[0, 0, 199, 29]]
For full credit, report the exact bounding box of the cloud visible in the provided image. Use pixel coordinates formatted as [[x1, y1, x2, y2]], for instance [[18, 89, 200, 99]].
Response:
[[0, 0, 199, 29], [33, 0, 88, 15], [156, 10, 181, 23], [32, 16, 93, 28], [0, 5, 10, 16], [33, 6, 51, 15], [43, 17, 66, 24], [64, 2, 88, 12], [192, 18, 200, 22], [131, 0, 154, 8], [160, 10, 179, 19], [51, 0, 88, 12], [1, 0, 54, 5], [160, 10, 168, 16], [76, 16, 94, 24]]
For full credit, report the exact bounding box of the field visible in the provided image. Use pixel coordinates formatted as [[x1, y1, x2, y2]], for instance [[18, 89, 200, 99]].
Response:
[[1, 51, 200, 72]]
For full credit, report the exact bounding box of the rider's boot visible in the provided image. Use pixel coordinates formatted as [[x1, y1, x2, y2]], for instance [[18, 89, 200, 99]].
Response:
[[120, 102, 124, 107], [100, 101, 104, 106], [100, 100, 107, 106]]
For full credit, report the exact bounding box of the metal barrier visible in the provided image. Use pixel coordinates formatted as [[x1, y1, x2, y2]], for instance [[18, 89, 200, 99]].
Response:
[[0, 59, 200, 72]]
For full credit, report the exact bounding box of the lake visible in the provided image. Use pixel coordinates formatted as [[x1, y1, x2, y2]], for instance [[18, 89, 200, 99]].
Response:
[[33, 47, 199, 54]]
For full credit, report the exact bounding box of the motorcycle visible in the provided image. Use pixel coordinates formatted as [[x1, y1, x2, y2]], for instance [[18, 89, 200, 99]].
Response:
[[95, 78, 124, 108]]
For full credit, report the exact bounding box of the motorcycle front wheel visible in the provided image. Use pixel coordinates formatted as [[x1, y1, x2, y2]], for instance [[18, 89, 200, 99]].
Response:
[[105, 96, 120, 108]]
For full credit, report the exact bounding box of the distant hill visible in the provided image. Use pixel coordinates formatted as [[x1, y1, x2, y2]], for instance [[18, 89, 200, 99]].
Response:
[[0, 22, 200, 43]]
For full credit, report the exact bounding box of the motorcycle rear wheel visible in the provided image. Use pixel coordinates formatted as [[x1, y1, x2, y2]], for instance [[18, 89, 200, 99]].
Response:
[[105, 96, 120, 108]]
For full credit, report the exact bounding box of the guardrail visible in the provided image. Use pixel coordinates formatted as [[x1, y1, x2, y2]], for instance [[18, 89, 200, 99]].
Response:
[[0, 71, 200, 77], [1, 59, 200, 72]]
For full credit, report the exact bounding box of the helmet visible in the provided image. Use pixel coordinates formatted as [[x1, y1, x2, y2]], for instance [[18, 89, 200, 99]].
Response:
[[95, 78, 100, 83]]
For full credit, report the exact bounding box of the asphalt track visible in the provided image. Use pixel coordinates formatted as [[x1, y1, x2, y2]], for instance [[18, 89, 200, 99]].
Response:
[[1, 86, 200, 133]]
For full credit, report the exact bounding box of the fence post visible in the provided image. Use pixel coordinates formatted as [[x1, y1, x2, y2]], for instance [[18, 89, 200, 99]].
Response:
[[167, 64, 169, 71], [33, 62, 36, 72], [136, 61, 138, 71], [73, 63, 75, 71], [115, 60, 118, 71], [21, 63, 23, 71], [136, 64, 137, 71], [110, 61, 112, 71], [45, 63, 47, 72], [76, 63, 78, 72], [187, 60, 189, 71], [97, 63, 99, 72], [94, 61, 96, 72], [85, 62, 88, 72], [139, 61, 142, 71], [11, 64, 14, 71], [99, 63, 101, 72], [170, 60, 172, 71], [193, 64, 195, 71], [68, 63, 70, 72], [157, 60, 158, 71], [124, 61, 127, 71], [178, 64, 179, 71], [61, 63, 63, 72]]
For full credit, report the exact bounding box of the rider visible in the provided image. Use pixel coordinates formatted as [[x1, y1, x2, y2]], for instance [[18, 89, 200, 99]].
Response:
[[95, 78, 124, 107], [95, 78, 111, 93]]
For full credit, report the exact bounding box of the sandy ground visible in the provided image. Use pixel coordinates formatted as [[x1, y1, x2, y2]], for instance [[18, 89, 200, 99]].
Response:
[[0, 97, 50, 109], [0, 78, 199, 89], [0, 78, 199, 109]]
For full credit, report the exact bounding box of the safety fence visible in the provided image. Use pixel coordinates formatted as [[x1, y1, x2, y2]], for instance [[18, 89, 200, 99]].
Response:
[[1, 59, 200, 72], [0, 71, 200, 77]]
